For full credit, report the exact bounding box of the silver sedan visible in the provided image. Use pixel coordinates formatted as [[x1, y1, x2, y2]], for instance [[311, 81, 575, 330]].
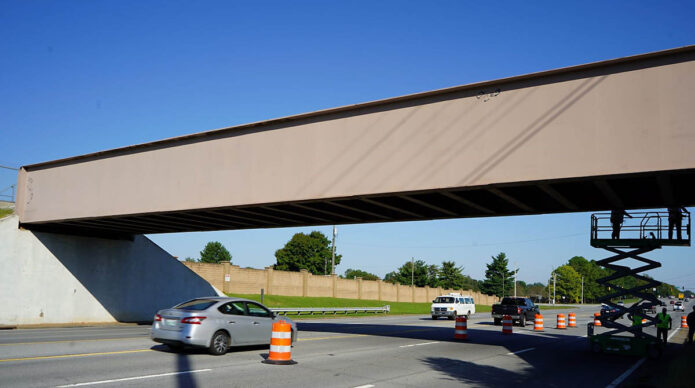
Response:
[[151, 297, 297, 355]]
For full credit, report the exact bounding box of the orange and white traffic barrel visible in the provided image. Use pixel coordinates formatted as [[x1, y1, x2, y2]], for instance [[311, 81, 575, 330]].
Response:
[[534, 314, 544, 332], [556, 313, 566, 329], [568, 312, 576, 328], [642, 318, 647, 324], [502, 314, 513, 335], [682, 315, 689, 328], [593, 312, 602, 327], [454, 316, 468, 340], [263, 320, 297, 365]]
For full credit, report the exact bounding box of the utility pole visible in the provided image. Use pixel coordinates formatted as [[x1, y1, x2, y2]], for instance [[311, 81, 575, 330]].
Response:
[[581, 276, 584, 304], [411, 257, 414, 287], [553, 271, 557, 305], [331, 226, 337, 275], [513, 263, 519, 298]]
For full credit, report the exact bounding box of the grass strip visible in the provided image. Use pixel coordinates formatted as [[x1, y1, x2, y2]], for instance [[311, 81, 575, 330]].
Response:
[[0, 208, 13, 219], [226, 293, 493, 317]]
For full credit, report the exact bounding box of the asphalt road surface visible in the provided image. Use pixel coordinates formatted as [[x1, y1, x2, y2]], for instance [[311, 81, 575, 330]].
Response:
[[1, 302, 691, 388]]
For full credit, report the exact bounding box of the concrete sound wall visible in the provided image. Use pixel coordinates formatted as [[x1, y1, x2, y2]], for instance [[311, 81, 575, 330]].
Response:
[[0, 215, 219, 326], [190, 262, 499, 304]]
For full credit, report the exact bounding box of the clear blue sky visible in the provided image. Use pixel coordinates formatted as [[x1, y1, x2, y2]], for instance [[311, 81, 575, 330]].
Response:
[[2, 1, 694, 286]]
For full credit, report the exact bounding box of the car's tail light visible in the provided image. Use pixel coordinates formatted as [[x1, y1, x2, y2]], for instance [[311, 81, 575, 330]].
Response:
[[517, 307, 522, 314], [154, 314, 162, 322], [181, 316, 206, 324]]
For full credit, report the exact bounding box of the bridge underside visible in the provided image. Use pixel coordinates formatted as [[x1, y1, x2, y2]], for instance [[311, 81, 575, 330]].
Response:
[[16, 46, 695, 238], [23, 169, 695, 238]]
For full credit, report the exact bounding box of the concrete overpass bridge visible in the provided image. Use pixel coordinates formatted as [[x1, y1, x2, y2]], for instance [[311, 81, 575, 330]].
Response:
[[15, 45, 695, 238], [4, 45, 695, 326]]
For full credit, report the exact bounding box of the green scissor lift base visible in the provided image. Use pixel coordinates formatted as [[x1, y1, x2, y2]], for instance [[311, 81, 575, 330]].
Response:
[[589, 333, 662, 358]]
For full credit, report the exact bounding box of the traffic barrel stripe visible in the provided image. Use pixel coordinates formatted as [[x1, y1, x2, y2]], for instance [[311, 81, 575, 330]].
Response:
[[454, 316, 467, 340], [534, 314, 543, 332], [263, 320, 297, 365], [568, 312, 576, 328], [502, 314, 513, 335], [594, 312, 602, 327], [556, 314, 566, 329], [682, 315, 688, 328]]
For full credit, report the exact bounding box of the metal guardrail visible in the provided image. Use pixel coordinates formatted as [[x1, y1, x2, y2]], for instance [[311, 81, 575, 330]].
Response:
[[270, 305, 390, 316]]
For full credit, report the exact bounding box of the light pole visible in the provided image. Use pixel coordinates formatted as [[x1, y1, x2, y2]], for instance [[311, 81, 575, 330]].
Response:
[[411, 257, 414, 287], [581, 276, 584, 304], [331, 226, 337, 275], [512, 264, 519, 298]]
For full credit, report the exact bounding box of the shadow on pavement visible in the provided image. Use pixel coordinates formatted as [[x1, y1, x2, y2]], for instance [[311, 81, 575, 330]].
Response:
[[421, 356, 531, 387]]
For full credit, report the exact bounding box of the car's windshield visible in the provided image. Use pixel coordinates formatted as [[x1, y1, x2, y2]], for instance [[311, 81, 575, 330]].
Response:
[[501, 298, 525, 306], [174, 299, 218, 311], [434, 297, 455, 303]]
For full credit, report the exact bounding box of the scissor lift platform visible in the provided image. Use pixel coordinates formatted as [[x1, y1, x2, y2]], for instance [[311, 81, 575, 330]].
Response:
[[588, 210, 690, 358]]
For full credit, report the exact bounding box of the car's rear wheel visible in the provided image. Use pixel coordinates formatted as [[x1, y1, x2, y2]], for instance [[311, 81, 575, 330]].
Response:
[[494, 318, 501, 326], [209, 331, 229, 356], [519, 315, 526, 327], [467, 311, 471, 319]]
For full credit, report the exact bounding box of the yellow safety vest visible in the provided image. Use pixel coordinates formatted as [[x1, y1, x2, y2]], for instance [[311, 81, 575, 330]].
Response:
[[656, 313, 670, 329]]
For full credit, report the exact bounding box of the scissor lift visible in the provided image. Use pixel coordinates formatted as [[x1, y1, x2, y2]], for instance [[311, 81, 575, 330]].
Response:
[[588, 210, 690, 358]]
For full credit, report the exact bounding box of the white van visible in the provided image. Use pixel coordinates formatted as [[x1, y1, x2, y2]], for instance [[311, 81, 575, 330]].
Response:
[[430, 293, 476, 320]]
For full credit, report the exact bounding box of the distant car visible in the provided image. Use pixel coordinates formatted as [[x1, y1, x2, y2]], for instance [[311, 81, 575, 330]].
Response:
[[601, 303, 617, 314], [670, 300, 675, 305], [674, 302, 684, 311], [686, 298, 690, 302], [151, 297, 296, 355], [617, 301, 625, 306]]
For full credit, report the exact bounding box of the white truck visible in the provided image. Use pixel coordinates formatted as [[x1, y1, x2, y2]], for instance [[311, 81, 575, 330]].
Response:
[[430, 293, 476, 320]]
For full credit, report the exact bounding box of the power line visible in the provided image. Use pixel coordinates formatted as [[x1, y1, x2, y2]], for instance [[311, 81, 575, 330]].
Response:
[[341, 232, 585, 249], [0, 165, 18, 171]]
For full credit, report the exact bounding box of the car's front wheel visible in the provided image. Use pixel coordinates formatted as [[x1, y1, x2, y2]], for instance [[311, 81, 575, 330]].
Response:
[[209, 331, 229, 356]]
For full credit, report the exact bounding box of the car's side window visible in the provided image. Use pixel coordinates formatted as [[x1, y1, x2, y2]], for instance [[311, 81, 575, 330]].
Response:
[[218, 302, 246, 315], [246, 302, 272, 318]]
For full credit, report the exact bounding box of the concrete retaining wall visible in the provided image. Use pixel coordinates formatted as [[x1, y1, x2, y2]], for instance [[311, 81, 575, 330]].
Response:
[[0, 215, 219, 325], [185, 262, 499, 304]]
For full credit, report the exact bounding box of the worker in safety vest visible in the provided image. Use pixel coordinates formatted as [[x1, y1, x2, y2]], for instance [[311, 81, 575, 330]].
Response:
[[656, 308, 672, 344], [629, 311, 643, 334]]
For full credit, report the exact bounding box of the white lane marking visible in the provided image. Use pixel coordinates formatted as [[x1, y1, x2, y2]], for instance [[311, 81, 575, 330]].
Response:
[[668, 327, 681, 340], [605, 358, 645, 388], [506, 347, 535, 355], [353, 385, 375, 388], [606, 327, 681, 388], [55, 369, 212, 387], [399, 341, 439, 348]]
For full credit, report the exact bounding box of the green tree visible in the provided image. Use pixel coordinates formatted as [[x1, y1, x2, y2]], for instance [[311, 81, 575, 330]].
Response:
[[274, 231, 341, 274], [199, 241, 232, 264], [554, 265, 582, 303], [480, 253, 515, 297], [384, 259, 436, 287], [344, 268, 379, 281], [438, 261, 465, 290], [183, 257, 197, 262], [526, 282, 546, 301], [567, 256, 607, 302], [461, 275, 480, 292]]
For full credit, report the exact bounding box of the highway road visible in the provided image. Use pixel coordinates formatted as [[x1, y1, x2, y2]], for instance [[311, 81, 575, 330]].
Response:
[[0, 302, 691, 387]]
